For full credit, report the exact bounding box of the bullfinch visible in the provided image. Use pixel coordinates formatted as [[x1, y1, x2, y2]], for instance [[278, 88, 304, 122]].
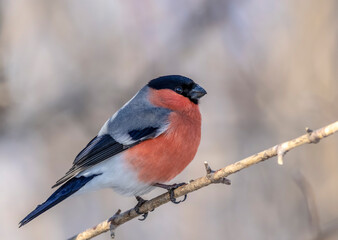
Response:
[[19, 75, 207, 227]]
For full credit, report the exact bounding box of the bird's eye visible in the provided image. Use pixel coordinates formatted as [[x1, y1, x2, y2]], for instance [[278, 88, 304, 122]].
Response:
[[175, 86, 183, 94]]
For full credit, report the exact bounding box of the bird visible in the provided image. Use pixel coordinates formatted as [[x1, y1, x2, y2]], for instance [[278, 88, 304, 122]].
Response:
[[19, 75, 207, 227]]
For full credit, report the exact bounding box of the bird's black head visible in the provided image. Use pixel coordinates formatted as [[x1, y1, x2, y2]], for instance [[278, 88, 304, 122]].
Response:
[[148, 75, 207, 104]]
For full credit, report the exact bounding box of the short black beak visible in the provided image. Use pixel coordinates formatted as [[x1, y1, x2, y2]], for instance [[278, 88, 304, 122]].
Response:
[[189, 84, 207, 100]]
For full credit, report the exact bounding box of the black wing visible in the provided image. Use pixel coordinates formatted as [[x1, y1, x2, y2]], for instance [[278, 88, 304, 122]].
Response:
[[73, 134, 125, 166], [52, 128, 159, 188], [52, 134, 129, 188]]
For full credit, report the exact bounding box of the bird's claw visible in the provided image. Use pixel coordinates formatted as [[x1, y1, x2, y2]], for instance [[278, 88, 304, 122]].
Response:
[[153, 182, 187, 204], [167, 182, 187, 204], [138, 212, 148, 221], [169, 189, 187, 204], [134, 196, 150, 221]]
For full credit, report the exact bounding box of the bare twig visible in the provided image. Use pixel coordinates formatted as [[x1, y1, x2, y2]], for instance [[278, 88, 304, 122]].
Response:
[[204, 161, 231, 184], [293, 171, 338, 240], [311, 219, 338, 240], [204, 161, 213, 174], [293, 171, 321, 237], [69, 121, 338, 240]]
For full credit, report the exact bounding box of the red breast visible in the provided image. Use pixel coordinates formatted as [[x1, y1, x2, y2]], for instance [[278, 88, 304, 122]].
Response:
[[125, 88, 202, 183]]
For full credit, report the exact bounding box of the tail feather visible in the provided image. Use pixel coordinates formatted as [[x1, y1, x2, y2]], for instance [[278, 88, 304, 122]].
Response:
[[19, 174, 99, 227]]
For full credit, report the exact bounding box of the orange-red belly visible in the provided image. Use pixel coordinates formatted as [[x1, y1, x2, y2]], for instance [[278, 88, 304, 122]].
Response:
[[124, 111, 201, 183]]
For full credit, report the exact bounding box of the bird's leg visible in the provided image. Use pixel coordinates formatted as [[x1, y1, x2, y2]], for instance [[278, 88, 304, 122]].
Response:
[[153, 182, 187, 204], [134, 196, 149, 221]]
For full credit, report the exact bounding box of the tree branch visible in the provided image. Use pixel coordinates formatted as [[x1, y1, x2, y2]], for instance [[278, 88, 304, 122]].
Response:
[[69, 121, 338, 240]]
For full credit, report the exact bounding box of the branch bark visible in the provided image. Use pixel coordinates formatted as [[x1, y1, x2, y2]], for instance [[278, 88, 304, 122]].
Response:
[[69, 121, 338, 240]]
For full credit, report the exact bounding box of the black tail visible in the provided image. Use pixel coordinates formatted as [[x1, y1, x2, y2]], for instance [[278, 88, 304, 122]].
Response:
[[19, 175, 98, 227]]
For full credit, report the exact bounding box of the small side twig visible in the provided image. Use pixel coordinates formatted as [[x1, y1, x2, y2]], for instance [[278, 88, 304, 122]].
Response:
[[204, 161, 231, 185], [276, 143, 288, 165], [204, 161, 213, 174]]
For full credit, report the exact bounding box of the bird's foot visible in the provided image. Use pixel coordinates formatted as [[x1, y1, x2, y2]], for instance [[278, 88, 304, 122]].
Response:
[[153, 182, 187, 204], [134, 196, 151, 221]]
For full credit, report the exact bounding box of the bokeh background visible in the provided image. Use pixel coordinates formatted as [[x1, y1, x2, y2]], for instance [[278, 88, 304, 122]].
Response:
[[1, 1, 337, 240]]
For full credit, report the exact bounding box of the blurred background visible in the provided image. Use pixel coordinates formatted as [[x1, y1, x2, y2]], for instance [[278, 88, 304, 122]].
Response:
[[1, 0, 337, 239]]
